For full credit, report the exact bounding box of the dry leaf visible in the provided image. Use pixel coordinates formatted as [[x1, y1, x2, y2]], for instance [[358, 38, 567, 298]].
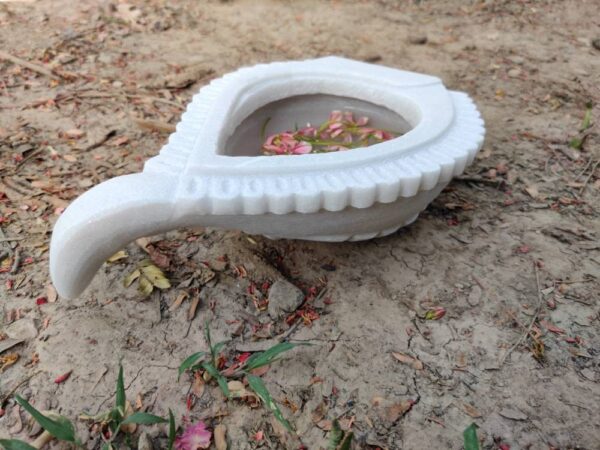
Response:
[[188, 296, 201, 321], [46, 284, 58, 303], [0, 352, 19, 372], [170, 291, 189, 311], [461, 402, 482, 418], [123, 269, 141, 288], [138, 276, 154, 296], [140, 262, 171, 289], [227, 380, 259, 403], [384, 400, 415, 423], [524, 184, 539, 199], [391, 352, 424, 370], [107, 250, 128, 263], [192, 372, 205, 397]]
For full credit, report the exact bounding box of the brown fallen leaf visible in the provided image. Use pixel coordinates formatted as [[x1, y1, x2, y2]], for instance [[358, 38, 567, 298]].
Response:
[[392, 352, 424, 370], [214, 424, 227, 450], [524, 184, 540, 199], [192, 372, 205, 397], [384, 400, 415, 423], [461, 402, 482, 418]]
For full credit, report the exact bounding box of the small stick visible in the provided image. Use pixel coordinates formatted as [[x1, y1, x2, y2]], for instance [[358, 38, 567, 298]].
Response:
[[187, 295, 201, 321], [454, 176, 505, 187], [0, 50, 60, 80], [498, 261, 544, 366], [0, 236, 25, 243], [10, 248, 21, 274], [579, 159, 599, 194]]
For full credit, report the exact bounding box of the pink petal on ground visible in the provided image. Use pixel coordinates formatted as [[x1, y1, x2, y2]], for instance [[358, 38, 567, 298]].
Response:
[[175, 421, 212, 450]]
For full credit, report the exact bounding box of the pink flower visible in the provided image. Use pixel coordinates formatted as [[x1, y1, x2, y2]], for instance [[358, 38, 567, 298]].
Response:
[[329, 110, 343, 122], [297, 125, 317, 138], [291, 141, 312, 154], [175, 421, 212, 450]]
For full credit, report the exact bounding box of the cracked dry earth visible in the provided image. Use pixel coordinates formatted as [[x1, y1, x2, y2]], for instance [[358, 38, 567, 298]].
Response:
[[1, 0, 599, 449]]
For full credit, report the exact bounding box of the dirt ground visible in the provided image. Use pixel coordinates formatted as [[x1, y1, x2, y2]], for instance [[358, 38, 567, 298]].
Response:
[[1, 0, 599, 449]]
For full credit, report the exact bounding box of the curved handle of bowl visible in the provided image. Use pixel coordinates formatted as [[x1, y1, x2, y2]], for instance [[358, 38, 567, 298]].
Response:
[[49, 173, 177, 299]]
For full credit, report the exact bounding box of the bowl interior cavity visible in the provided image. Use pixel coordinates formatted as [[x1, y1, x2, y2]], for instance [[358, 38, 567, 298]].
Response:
[[222, 94, 413, 157]]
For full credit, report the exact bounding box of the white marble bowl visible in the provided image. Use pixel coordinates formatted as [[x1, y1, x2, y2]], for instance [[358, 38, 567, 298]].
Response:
[[50, 57, 485, 298]]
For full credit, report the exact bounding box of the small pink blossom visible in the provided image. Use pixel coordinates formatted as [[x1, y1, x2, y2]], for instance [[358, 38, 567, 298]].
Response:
[[175, 421, 212, 450]]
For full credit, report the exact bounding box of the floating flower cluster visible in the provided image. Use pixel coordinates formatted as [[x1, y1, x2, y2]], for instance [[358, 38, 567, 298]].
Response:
[[262, 110, 398, 156]]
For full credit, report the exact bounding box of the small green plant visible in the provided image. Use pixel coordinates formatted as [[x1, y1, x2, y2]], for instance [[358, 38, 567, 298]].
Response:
[[463, 423, 480, 450], [327, 419, 353, 450], [0, 395, 82, 449], [87, 364, 167, 449], [179, 322, 306, 432], [0, 364, 167, 450], [569, 101, 593, 149]]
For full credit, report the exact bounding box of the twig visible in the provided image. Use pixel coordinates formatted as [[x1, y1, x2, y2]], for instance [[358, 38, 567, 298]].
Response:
[[0, 236, 24, 243], [454, 176, 505, 187], [133, 118, 176, 134], [579, 159, 599, 194], [0, 50, 60, 80], [498, 261, 544, 366], [10, 247, 21, 274]]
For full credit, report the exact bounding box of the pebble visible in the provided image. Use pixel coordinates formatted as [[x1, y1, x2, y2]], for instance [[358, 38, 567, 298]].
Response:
[[267, 280, 305, 320], [591, 38, 600, 51], [508, 68, 522, 78], [499, 407, 528, 421], [408, 34, 427, 45], [467, 285, 482, 307], [6, 318, 38, 340]]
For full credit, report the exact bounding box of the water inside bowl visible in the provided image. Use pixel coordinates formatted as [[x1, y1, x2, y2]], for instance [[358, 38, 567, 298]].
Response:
[[222, 94, 412, 157]]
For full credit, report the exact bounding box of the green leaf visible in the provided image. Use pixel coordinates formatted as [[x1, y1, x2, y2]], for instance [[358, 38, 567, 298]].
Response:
[[212, 341, 228, 357], [201, 361, 230, 398], [15, 395, 76, 443], [101, 443, 113, 450], [121, 412, 167, 425], [167, 409, 176, 450], [178, 352, 206, 380], [115, 364, 126, 419], [327, 419, 344, 450], [463, 423, 480, 450], [338, 433, 353, 450], [581, 103, 592, 130], [569, 137, 583, 150], [244, 342, 302, 371], [246, 374, 292, 432], [0, 439, 37, 450]]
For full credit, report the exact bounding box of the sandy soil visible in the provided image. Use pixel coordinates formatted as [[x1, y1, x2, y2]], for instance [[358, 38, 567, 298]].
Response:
[[1, 1, 599, 449]]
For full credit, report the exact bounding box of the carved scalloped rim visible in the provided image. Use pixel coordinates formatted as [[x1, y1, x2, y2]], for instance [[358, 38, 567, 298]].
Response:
[[144, 64, 485, 216]]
